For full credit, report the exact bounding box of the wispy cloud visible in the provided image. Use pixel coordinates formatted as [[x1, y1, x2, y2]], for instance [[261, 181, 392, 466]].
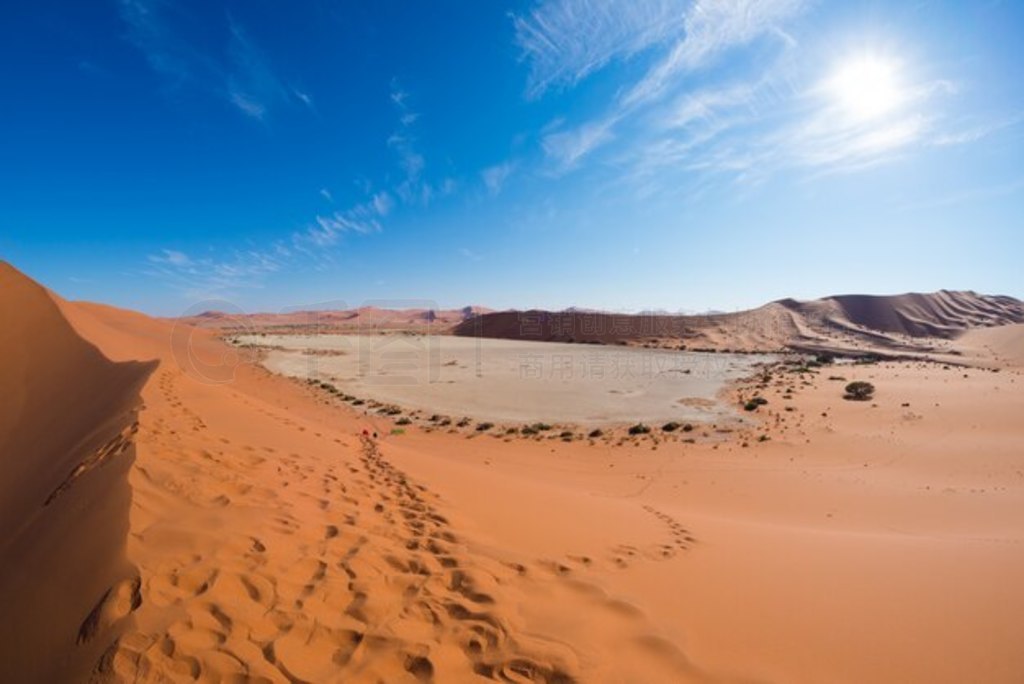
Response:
[[481, 162, 516, 195], [143, 246, 285, 301], [520, 0, 803, 172], [621, 0, 804, 108], [541, 118, 617, 173], [144, 79, 451, 299], [388, 80, 441, 205], [513, 0, 690, 98], [517, 0, 1012, 189], [930, 112, 1024, 147], [118, 0, 311, 120]]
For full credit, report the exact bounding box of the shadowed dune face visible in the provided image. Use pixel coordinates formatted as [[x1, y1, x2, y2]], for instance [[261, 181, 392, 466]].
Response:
[[0, 263, 154, 681]]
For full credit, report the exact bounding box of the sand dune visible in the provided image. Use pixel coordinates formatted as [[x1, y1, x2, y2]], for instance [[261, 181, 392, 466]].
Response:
[[1, 264, 702, 681], [179, 305, 492, 333], [955, 323, 1024, 367], [0, 263, 153, 681], [3, 261, 1023, 682], [452, 290, 1024, 357]]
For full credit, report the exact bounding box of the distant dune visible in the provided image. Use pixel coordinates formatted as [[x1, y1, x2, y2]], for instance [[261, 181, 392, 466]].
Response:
[[177, 305, 491, 332], [452, 290, 1024, 358], [954, 323, 1024, 367]]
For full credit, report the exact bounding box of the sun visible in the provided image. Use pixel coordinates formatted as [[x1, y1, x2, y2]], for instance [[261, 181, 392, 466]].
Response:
[[825, 55, 903, 120]]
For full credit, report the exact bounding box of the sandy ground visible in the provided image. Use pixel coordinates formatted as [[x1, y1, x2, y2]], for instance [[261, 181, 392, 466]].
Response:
[[2, 262, 1023, 682], [241, 333, 772, 425]]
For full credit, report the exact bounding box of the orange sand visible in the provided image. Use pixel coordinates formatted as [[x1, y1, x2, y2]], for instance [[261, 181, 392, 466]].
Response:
[[2, 261, 1022, 682]]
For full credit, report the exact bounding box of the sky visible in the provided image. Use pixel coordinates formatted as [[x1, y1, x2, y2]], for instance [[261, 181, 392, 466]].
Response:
[[2, 0, 1022, 316]]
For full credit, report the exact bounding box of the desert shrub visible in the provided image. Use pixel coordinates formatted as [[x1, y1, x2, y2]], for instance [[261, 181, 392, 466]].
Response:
[[476, 422, 494, 431], [521, 425, 538, 435], [815, 352, 836, 365], [682, 423, 694, 432], [530, 422, 553, 432], [588, 428, 604, 438], [351, 399, 365, 406], [456, 417, 471, 427], [844, 381, 875, 401], [438, 418, 452, 426], [395, 417, 411, 425], [559, 431, 575, 441], [744, 396, 768, 411], [628, 423, 651, 435], [661, 421, 681, 432]]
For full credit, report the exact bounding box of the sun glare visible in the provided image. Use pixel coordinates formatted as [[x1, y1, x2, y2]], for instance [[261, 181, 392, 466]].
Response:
[[826, 55, 903, 120]]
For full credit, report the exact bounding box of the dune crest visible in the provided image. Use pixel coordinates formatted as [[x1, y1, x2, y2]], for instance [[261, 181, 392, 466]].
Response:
[[0, 265, 696, 682], [0, 263, 153, 681], [451, 290, 1024, 357]]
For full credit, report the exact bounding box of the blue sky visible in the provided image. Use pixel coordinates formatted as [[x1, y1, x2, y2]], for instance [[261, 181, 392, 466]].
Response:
[[2, 0, 1022, 315]]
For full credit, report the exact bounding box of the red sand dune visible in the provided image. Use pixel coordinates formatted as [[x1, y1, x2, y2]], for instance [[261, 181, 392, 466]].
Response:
[[452, 290, 1024, 357], [178, 305, 492, 332], [2, 261, 1023, 682]]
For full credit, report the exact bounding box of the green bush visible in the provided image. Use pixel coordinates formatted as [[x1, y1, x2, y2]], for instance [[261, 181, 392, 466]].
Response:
[[661, 421, 681, 432], [588, 428, 604, 438], [395, 417, 411, 425], [628, 423, 651, 435]]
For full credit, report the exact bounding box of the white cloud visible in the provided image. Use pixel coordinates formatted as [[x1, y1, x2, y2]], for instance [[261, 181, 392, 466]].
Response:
[[319, 188, 333, 202], [372, 191, 394, 216], [622, 0, 804, 108], [144, 246, 284, 300], [513, 0, 690, 98], [118, 0, 310, 120], [930, 112, 1024, 147], [481, 162, 516, 195], [527, 0, 803, 171], [541, 117, 617, 173], [149, 249, 192, 267]]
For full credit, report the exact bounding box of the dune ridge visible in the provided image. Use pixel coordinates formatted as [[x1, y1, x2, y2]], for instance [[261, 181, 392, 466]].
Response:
[[0, 263, 701, 682], [178, 305, 492, 333], [0, 263, 153, 681], [451, 290, 1024, 357]]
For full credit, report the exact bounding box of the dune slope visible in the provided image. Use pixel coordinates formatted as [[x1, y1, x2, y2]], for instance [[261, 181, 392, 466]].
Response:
[[453, 290, 1024, 356], [0, 263, 153, 681], [47, 277, 701, 681]]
